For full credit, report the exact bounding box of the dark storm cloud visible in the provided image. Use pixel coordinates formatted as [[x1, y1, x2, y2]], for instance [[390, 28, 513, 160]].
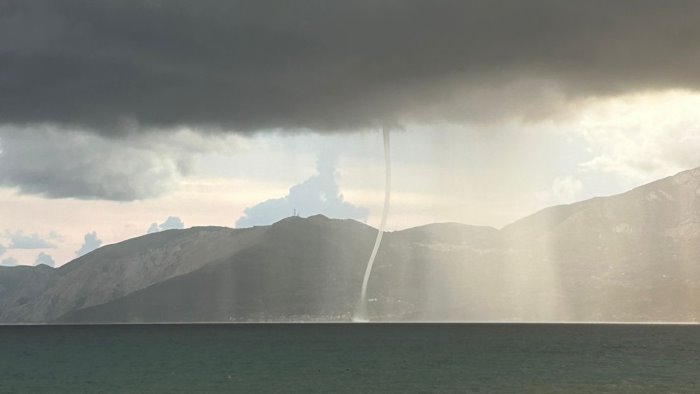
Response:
[[2, 0, 699, 133], [0, 128, 201, 200]]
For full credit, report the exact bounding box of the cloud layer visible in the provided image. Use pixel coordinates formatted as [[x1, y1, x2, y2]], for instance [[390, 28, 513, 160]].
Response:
[[236, 153, 368, 228], [0, 127, 240, 200], [4, 231, 54, 249], [2, 1, 700, 133]]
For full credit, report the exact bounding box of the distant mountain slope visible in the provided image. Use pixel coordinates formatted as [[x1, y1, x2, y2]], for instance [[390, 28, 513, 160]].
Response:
[[0, 264, 56, 322], [0, 226, 266, 323], [58, 216, 503, 323], [4, 167, 700, 323], [502, 167, 700, 321], [504, 167, 700, 240]]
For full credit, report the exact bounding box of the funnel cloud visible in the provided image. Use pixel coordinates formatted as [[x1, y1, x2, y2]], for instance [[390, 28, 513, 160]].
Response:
[[356, 128, 392, 321]]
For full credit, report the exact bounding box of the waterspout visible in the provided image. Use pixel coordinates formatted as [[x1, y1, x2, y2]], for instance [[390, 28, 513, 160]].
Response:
[[354, 127, 391, 322]]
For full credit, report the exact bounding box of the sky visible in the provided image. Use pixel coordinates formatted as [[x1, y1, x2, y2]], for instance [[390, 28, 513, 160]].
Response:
[[1, 1, 700, 267]]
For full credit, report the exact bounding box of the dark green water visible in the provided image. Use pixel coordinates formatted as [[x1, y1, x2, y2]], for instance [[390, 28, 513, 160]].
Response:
[[1, 324, 699, 393]]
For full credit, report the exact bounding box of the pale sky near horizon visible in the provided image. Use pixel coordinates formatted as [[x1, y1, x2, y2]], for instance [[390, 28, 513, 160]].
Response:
[[2, 2, 700, 267]]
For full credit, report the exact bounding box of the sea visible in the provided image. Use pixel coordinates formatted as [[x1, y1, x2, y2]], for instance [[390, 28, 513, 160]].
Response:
[[1, 324, 699, 393]]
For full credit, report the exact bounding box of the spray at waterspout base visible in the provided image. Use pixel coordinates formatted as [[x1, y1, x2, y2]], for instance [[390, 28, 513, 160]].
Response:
[[352, 305, 369, 323], [353, 127, 391, 322]]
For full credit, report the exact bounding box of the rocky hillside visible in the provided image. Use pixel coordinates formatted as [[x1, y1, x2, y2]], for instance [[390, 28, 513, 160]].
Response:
[[502, 166, 700, 321], [58, 216, 507, 323], [2, 167, 700, 323], [0, 226, 265, 323]]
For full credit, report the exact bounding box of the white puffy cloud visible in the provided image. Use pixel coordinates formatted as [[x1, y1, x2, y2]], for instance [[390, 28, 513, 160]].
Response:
[[550, 176, 583, 205], [535, 175, 584, 209], [577, 90, 700, 183], [4, 231, 55, 249], [236, 153, 368, 228], [75, 231, 102, 257], [147, 216, 185, 234], [35, 252, 55, 267]]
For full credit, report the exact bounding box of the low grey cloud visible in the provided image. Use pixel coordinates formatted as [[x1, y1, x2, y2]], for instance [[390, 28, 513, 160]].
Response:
[[0, 128, 185, 200], [5, 231, 54, 249], [147, 216, 185, 234], [0, 127, 239, 200], [34, 252, 55, 268], [1, 1, 699, 134], [75, 231, 102, 257], [236, 153, 368, 228], [1, 257, 18, 267], [0, 243, 6, 256]]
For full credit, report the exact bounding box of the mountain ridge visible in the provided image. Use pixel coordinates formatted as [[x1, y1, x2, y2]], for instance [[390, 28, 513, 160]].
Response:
[[2, 166, 700, 323]]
